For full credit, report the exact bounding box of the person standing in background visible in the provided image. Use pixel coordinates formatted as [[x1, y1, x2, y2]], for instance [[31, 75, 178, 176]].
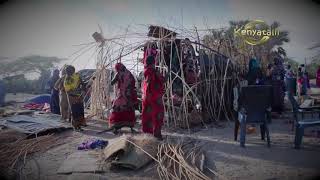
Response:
[[181, 38, 197, 86], [284, 64, 295, 91], [271, 57, 285, 114], [301, 64, 310, 89], [316, 66, 320, 87], [284, 64, 296, 113], [297, 64, 310, 103], [297, 67, 304, 96], [64, 65, 86, 131], [49, 69, 60, 114], [54, 66, 70, 121], [246, 58, 263, 85]]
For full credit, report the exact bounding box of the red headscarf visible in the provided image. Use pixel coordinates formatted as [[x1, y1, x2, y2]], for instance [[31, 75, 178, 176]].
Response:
[[115, 62, 125, 72], [143, 56, 165, 99]]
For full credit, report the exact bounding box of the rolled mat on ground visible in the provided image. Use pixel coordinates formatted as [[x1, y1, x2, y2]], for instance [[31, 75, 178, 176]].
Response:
[[103, 134, 160, 170]]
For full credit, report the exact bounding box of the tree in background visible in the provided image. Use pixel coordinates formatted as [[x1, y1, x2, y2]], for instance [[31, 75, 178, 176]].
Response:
[[284, 57, 299, 72], [0, 55, 65, 94], [202, 20, 290, 72], [0, 55, 63, 77], [306, 42, 320, 79]]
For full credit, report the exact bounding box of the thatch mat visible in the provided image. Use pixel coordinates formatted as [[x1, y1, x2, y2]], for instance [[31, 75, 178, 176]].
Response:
[[57, 151, 104, 174], [104, 134, 159, 170]]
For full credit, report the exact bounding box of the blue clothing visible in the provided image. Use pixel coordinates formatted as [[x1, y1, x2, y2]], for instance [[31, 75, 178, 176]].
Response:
[[78, 139, 108, 150], [284, 69, 295, 93], [248, 58, 259, 72], [246, 58, 263, 85], [0, 80, 6, 107], [50, 89, 60, 114]]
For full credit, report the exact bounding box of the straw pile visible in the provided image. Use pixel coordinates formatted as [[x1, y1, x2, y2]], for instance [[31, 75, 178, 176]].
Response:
[[156, 142, 211, 180], [0, 133, 64, 172], [124, 137, 216, 180]]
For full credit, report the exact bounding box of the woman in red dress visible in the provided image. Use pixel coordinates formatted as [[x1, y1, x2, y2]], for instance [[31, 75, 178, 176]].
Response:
[[109, 63, 138, 134], [142, 56, 166, 140]]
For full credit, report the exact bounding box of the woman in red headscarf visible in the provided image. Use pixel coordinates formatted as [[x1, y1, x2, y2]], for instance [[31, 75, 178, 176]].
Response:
[[109, 63, 138, 134], [142, 56, 166, 139]]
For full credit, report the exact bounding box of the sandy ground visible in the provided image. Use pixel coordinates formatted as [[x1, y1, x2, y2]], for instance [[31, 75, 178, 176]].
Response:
[[12, 115, 319, 180], [1, 93, 320, 180]]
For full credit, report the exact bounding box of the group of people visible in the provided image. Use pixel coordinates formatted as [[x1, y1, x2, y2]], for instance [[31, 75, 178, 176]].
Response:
[[108, 55, 166, 139], [47, 55, 167, 139], [243, 57, 313, 113], [285, 64, 311, 99], [47, 41, 318, 139], [49, 65, 86, 131]]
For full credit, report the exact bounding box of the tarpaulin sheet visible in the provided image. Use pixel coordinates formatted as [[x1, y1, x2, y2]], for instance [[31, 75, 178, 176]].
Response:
[[0, 115, 72, 134], [27, 94, 51, 104]]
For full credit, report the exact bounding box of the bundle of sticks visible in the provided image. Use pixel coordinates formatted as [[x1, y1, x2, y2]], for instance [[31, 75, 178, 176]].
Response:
[[156, 141, 211, 180], [126, 137, 218, 180], [0, 134, 64, 171], [77, 24, 247, 128]]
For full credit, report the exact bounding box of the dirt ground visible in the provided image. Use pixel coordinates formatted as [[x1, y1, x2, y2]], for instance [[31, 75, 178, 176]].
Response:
[[13, 115, 319, 180], [1, 93, 320, 180]]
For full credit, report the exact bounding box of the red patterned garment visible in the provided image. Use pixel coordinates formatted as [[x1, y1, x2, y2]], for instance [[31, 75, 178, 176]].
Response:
[[141, 56, 165, 138], [108, 63, 138, 129], [143, 42, 158, 68]]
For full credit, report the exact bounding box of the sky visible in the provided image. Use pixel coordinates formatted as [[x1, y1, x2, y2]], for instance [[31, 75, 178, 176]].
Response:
[[0, 0, 319, 74]]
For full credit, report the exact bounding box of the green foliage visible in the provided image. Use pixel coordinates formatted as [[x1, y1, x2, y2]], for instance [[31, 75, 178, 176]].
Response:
[[202, 20, 290, 63]]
